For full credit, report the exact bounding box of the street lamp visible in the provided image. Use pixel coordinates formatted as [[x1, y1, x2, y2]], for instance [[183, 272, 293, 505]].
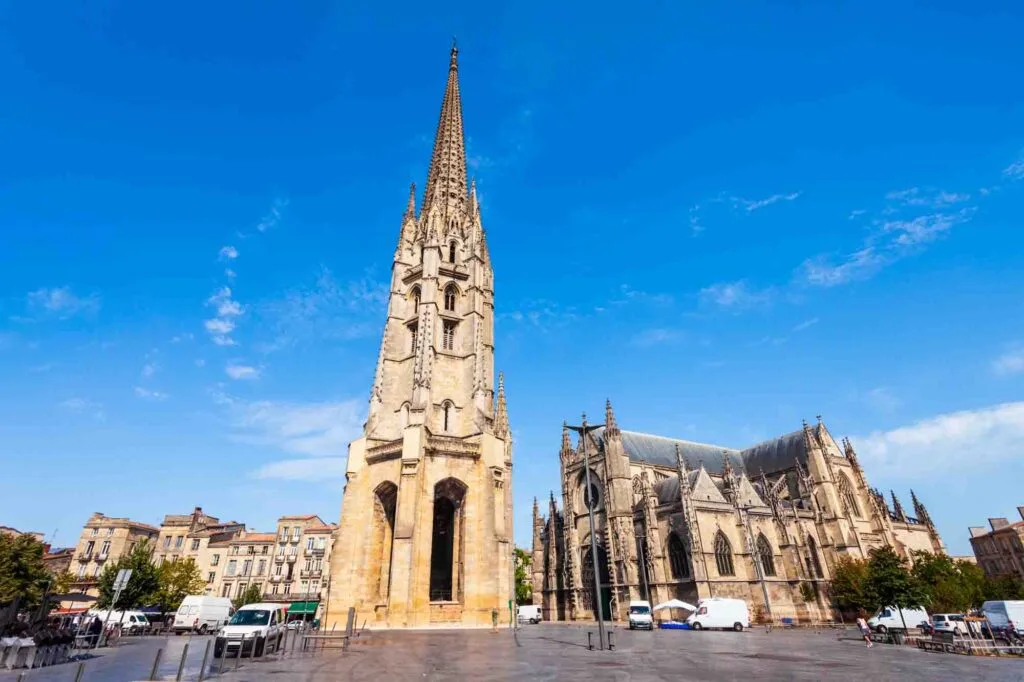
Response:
[[566, 414, 607, 651]]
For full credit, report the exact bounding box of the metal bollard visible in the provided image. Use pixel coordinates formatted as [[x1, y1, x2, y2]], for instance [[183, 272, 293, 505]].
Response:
[[198, 639, 212, 682], [149, 647, 164, 681], [74, 662, 86, 682], [608, 630, 615, 651], [176, 642, 190, 681], [587, 631, 594, 650]]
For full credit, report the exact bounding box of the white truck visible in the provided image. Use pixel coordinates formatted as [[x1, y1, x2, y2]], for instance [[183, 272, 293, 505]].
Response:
[[173, 595, 234, 635], [627, 600, 653, 630], [685, 597, 749, 632], [982, 600, 1024, 636], [517, 604, 542, 624], [867, 606, 929, 633]]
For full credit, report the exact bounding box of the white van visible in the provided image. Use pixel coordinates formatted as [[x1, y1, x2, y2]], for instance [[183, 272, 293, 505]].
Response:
[[87, 610, 150, 634], [214, 603, 286, 658], [517, 604, 542, 624], [982, 600, 1024, 635], [173, 595, 234, 635], [867, 606, 929, 633], [627, 600, 653, 630], [686, 598, 749, 632]]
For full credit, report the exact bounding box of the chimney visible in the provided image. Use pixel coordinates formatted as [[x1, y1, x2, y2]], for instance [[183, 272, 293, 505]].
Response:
[[1018, 506, 1024, 522], [989, 517, 1010, 532], [969, 526, 989, 538]]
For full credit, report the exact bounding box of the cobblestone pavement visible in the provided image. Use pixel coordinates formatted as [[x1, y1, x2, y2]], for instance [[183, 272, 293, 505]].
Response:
[[4, 626, 1023, 681]]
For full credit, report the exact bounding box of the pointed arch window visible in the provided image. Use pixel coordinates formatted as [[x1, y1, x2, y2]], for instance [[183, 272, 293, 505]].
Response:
[[838, 472, 862, 518], [667, 533, 690, 579], [442, 402, 452, 432], [806, 535, 824, 579], [756, 534, 776, 577], [714, 531, 734, 577], [442, 320, 456, 351], [444, 285, 457, 312], [408, 322, 418, 353], [449, 241, 457, 263], [411, 286, 421, 314]]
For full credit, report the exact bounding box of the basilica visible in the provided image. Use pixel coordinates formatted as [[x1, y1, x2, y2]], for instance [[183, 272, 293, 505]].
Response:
[[531, 402, 945, 622]]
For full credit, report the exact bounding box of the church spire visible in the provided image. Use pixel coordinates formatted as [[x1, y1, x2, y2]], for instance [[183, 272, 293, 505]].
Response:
[[494, 372, 509, 438], [422, 43, 468, 221], [405, 182, 417, 220]]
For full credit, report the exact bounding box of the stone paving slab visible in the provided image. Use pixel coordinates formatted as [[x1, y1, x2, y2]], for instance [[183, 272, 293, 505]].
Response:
[[4, 626, 1022, 681]]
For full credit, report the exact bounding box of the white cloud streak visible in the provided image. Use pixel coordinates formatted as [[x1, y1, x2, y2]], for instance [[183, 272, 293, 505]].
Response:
[[204, 287, 244, 346], [256, 197, 288, 233], [226, 363, 261, 381], [853, 402, 1024, 477], [219, 245, 238, 260], [1003, 152, 1024, 180], [739, 191, 802, 212], [992, 348, 1024, 376], [27, 286, 100, 319], [133, 386, 168, 401], [699, 280, 774, 309]]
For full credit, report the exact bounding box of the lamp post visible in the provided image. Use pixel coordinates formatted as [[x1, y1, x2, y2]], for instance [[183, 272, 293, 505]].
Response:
[[567, 415, 607, 651]]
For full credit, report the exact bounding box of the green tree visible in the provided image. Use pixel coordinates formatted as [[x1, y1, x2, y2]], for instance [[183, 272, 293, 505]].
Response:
[[830, 556, 870, 615], [232, 583, 263, 611], [863, 547, 927, 629], [513, 548, 532, 605], [984, 574, 1024, 601], [910, 551, 986, 613], [0, 534, 51, 621], [154, 558, 206, 614], [96, 540, 160, 610]]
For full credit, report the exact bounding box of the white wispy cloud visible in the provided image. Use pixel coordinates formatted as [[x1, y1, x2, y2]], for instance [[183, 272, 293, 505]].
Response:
[[879, 208, 975, 247], [59, 397, 105, 421], [699, 280, 774, 309], [992, 347, 1024, 376], [204, 287, 244, 346], [799, 247, 888, 287], [226, 363, 261, 381], [218, 245, 239, 260], [848, 209, 867, 220], [885, 187, 971, 208], [853, 402, 1024, 477], [859, 387, 903, 413], [134, 386, 168, 400], [258, 267, 388, 352], [792, 317, 819, 332], [738, 191, 802, 212], [26, 286, 100, 319], [225, 269, 237, 280], [216, 392, 363, 465], [630, 328, 683, 347], [256, 197, 288, 233], [1003, 152, 1024, 180], [252, 457, 349, 483], [141, 362, 158, 378]]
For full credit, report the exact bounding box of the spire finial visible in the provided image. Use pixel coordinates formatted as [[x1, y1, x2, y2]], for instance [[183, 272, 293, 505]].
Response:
[[450, 37, 458, 68], [405, 182, 416, 218], [494, 371, 509, 439], [422, 42, 468, 217]]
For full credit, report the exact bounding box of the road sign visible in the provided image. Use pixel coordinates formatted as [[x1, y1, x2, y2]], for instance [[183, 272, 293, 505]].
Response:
[[113, 568, 133, 591]]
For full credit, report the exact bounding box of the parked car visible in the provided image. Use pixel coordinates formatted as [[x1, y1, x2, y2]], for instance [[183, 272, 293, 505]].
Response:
[[214, 603, 287, 659], [867, 606, 929, 633], [685, 598, 749, 632], [173, 596, 234, 635], [627, 601, 653, 630], [931, 613, 969, 635], [982, 601, 1024, 637]]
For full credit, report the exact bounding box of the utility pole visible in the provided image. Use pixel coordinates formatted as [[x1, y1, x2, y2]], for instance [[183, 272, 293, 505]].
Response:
[[567, 415, 607, 651]]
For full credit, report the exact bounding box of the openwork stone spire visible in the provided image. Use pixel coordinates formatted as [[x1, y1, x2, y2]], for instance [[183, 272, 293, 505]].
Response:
[[494, 372, 509, 439], [422, 43, 468, 221]]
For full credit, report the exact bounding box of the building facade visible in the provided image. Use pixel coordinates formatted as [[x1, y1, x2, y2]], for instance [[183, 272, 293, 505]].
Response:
[[68, 513, 159, 599], [154, 507, 245, 568], [326, 45, 513, 629], [532, 404, 945, 623], [969, 508, 1024, 580]]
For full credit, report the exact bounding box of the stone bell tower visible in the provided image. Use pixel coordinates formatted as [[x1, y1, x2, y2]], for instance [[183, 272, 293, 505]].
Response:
[[325, 44, 513, 629]]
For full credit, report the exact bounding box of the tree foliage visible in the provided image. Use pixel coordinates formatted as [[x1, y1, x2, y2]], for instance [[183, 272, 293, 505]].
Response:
[[232, 583, 263, 611], [0, 534, 51, 611], [863, 547, 927, 625], [910, 551, 984, 613], [514, 548, 532, 605], [154, 558, 206, 614], [96, 540, 160, 610], [984, 574, 1024, 601], [829, 556, 870, 614]]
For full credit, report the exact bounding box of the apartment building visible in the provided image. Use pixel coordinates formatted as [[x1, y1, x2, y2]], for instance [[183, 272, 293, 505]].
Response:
[[154, 507, 244, 568], [68, 513, 158, 598], [212, 530, 277, 599], [0, 526, 46, 542], [261, 516, 335, 620], [970, 506, 1024, 580]]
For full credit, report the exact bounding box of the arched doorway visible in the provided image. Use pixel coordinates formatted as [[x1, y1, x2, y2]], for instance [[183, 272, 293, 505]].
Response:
[[371, 482, 398, 601], [581, 540, 612, 620], [430, 478, 467, 602]]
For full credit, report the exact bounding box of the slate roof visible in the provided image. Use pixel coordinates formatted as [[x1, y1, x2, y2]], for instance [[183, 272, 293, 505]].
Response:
[[591, 427, 811, 477]]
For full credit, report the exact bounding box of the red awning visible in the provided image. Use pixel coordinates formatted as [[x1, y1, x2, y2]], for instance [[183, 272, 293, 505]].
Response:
[[51, 607, 89, 615]]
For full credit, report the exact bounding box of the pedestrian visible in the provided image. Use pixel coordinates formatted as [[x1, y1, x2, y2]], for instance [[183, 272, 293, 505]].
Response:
[[491, 609, 498, 633], [856, 611, 873, 648], [87, 616, 103, 648]]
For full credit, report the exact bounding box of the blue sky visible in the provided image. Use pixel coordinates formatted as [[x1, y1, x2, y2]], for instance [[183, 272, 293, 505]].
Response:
[[2, 1, 1023, 557]]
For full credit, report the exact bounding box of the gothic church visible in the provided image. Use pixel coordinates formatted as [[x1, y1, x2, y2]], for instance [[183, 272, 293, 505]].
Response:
[[325, 46, 513, 629], [532, 403, 945, 623]]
